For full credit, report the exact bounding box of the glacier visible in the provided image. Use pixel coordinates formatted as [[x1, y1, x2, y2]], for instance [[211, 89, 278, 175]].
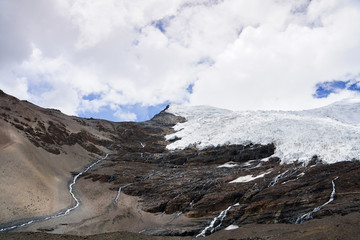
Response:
[[165, 98, 360, 164]]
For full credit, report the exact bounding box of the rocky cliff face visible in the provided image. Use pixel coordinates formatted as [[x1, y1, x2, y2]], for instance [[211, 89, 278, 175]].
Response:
[[0, 90, 359, 239]]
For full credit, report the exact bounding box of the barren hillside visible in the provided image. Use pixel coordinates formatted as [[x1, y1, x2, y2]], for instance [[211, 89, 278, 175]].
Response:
[[0, 90, 360, 240]]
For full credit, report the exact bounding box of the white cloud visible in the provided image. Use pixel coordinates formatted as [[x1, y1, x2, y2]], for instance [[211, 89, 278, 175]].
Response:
[[113, 108, 137, 122], [189, 0, 360, 110], [0, 0, 359, 120]]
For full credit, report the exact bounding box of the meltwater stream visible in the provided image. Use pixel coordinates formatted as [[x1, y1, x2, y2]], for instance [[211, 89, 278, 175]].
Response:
[[0, 153, 111, 232], [196, 203, 240, 238], [114, 183, 133, 204], [295, 176, 339, 224]]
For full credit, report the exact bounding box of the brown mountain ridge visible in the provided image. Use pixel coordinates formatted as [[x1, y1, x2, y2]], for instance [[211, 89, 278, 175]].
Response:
[[0, 89, 359, 240]]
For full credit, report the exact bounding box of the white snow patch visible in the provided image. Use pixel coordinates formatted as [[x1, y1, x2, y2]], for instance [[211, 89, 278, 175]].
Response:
[[217, 162, 239, 168], [166, 100, 360, 164], [242, 160, 256, 166], [225, 224, 239, 230], [230, 169, 273, 183], [254, 163, 262, 168], [297, 172, 305, 177]]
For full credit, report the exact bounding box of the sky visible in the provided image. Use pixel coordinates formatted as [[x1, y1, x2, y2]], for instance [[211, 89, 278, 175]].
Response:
[[0, 0, 359, 122]]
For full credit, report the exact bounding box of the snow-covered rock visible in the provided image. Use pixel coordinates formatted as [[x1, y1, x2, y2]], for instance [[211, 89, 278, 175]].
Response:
[[225, 224, 239, 230], [217, 162, 239, 168]]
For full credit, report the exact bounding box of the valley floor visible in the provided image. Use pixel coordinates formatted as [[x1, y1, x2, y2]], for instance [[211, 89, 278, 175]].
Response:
[[207, 211, 360, 240], [0, 231, 187, 240], [1, 212, 359, 240]]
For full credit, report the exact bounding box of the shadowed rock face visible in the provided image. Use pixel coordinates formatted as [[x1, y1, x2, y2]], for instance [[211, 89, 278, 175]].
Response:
[[84, 144, 360, 237], [0, 89, 360, 239]]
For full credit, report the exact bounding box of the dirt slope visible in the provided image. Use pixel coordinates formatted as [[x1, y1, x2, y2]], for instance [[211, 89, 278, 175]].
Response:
[[0, 90, 115, 223]]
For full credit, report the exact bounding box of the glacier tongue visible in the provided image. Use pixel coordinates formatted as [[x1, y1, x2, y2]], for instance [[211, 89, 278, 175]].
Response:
[[165, 100, 360, 164]]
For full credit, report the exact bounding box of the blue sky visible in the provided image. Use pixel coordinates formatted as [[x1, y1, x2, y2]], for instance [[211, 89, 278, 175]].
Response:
[[78, 101, 170, 122], [0, 0, 359, 121], [314, 80, 360, 99]]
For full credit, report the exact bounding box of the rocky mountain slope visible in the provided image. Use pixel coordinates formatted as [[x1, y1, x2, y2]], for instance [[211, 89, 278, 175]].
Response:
[[0, 89, 119, 224], [0, 90, 359, 239]]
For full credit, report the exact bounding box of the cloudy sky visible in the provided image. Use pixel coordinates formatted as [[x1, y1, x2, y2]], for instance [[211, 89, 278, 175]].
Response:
[[0, 0, 359, 121]]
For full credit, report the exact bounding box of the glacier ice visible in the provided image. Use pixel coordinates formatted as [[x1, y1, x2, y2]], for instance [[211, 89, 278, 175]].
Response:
[[166, 99, 360, 164]]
